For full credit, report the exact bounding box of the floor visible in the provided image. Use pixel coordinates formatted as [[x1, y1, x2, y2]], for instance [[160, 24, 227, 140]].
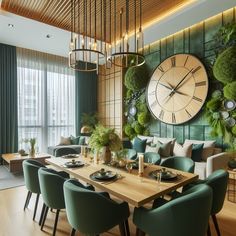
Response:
[[0, 186, 235, 236]]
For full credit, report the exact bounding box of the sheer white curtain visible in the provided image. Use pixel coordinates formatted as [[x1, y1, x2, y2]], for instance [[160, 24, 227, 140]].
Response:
[[17, 48, 75, 152]]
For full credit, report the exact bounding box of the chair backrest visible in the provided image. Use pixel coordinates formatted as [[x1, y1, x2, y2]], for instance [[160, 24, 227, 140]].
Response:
[[205, 169, 229, 215], [134, 184, 212, 236], [63, 179, 130, 235], [161, 156, 195, 173], [38, 168, 67, 209], [144, 152, 161, 165], [23, 159, 45, 193], [126, 148, 137, 160], [55, 147, 78, 157]]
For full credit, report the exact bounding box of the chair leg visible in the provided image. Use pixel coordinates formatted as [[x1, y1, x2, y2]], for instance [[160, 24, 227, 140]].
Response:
[[39, 203, 46, 226], [207, 223, 211, 236], [33, 193, 40, 221], [23, 191, 32, 210], [125, 220, 130, 236], [41, 206, 49, 231], [212, 215, 221, 236], [52, 209, 60, 236], [119, 222, 126, 236], [70, 228, 76, 236]]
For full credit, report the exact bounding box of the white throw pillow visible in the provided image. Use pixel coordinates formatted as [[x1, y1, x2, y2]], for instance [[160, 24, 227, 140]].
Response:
[[145, 144, 160, 153], [184, 139, 216, 161], [58, 136, 71, 145], [173, 142, 192, 158]]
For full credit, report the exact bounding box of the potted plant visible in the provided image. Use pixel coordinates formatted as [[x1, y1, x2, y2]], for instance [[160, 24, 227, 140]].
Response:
[[89, 125, 122, 164], [80, 112, 99, 134]]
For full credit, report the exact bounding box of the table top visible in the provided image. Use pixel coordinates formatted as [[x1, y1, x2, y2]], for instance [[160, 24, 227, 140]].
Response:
[[46, 156, 198, 207], [2, 153, 51, 162]]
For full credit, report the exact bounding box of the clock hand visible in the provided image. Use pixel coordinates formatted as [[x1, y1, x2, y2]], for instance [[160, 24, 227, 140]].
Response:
[[159, 82, 173, 91], [173, 68, 193, 91]]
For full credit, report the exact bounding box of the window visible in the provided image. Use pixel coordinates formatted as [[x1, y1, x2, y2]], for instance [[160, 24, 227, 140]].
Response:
[[17, 48, 75, 152]]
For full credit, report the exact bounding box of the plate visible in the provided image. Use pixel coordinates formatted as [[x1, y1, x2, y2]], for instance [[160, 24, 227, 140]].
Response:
[[150, 170, 177, 180], [64, 161, 84, 168], [90, 170, 117, 181], [63, 154, 78, 158]]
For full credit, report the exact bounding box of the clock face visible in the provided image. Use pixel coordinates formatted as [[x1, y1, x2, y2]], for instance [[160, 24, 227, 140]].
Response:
[[146, 54, 209, 125]]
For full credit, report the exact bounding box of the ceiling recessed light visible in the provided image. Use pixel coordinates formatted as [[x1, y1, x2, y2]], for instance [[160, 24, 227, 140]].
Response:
[[8, 24, 14, 28], [46, 34, 52, 38]]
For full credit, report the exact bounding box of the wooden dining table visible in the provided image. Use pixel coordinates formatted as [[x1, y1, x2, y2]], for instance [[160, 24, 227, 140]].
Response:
[[46, 156, 198, 207]]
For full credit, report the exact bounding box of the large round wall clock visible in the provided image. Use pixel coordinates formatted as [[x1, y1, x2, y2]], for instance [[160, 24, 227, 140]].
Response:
[[146, 53, 209, 125]]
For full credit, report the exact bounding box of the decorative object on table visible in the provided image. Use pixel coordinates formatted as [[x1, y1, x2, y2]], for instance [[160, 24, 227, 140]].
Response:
[[113, 149, 128, 167], [149, 168, 178, 181], [18, 149, 27, 156], [138, 154, 144, 177], [89, 125, 122, 164], [146, 53, 209, 125], [23, 138, 37, 157]]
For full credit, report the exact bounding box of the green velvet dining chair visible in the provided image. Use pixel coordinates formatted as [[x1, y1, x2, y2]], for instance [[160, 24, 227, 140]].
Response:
[[22, 159, 45, 221], [183, 169, 229, 236], [38, 168, 72, 236], [55, 147, 78, 157], [63, 179, 130, 236], [133, 184, 212, 236], [144, 152, 161, 165], [161, 156, 195, 173]]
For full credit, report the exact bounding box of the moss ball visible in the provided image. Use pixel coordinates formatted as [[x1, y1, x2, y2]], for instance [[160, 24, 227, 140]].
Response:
[[124, 124, 135, 137], [232, 126, 236, 135], [124, 64, 149, 91], [213, 46, 236, 84], [134, 123, 144, 134], [212, 90, 222, 99], [126, 89, 133, 99], [137, 112, 150, 125], [206, 98, 222, 111], [223, 81, 236, 100]]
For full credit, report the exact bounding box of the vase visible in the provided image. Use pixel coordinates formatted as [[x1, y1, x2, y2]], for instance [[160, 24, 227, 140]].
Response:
[[29, 146, 36, 157], [102, 146, 111, 164]]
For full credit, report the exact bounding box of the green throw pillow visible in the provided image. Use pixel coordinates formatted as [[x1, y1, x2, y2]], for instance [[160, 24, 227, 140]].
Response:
[[156, 141, 172, 157], [191, 143, 204, 162], [79, 136, 86, 145], [70, 135, 80, 145], [132, 137, 147, 153]]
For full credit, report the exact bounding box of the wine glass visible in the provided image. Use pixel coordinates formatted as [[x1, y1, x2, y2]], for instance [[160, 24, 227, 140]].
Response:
[[126, 163, 133, 173]]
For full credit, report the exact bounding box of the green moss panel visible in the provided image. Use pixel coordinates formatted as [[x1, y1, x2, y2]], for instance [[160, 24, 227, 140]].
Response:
[[145, 7, 236, 145]]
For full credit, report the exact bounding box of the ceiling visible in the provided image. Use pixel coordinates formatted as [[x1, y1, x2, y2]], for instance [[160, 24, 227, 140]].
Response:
[[0, 0, 236, 57], [1, 0, 192, 42]]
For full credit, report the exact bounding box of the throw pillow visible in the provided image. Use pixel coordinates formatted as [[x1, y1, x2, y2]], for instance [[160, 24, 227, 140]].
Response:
[[191, 143, 204, 162], [153, 137, 176, 155], [79, 136, 86, 145], [156, 141, 172, 157], [173, 142, 192, 158], [70, 135, 80, 145], [58, 136, 71, 145], [184, 139, 216, 161], [132, 137, 147, 153], [145, 144, 160, 153], [137, 135, 154, 144]]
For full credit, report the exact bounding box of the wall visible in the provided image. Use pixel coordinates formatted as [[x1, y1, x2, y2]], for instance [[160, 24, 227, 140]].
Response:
[[144, 7, 236, 145], [98, 7, 236, 143]]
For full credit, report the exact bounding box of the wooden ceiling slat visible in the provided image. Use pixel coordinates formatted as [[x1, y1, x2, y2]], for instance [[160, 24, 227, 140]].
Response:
[[1, 0, 192, 41]]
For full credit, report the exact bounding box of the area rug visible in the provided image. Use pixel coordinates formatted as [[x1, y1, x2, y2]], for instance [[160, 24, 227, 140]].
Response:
[[0, 166, 25, 190]]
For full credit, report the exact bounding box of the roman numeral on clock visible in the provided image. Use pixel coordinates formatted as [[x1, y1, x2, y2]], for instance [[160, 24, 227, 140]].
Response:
[[158, 66, 164, 73], [185, 109, 192, 118], [159, 110, 164, 120], [195, 81, 206, 87], [172, 113, 176, 123], [193, 96, 203, 102], [192, 66, 201, 74], [171, 57, 176, 67], [150, 100, 158, 108]]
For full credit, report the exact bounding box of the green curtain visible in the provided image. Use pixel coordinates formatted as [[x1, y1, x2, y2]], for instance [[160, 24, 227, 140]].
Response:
[[0, 43, 18, 154], [75, 62, 98, 135]]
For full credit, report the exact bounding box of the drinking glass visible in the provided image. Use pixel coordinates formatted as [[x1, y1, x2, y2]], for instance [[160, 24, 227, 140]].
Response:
[[126, 163, 133, 173], [156, 171, 162, 185]]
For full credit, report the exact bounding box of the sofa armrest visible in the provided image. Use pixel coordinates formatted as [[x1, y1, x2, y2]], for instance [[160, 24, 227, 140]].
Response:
[[206, 152, 232, 177]]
